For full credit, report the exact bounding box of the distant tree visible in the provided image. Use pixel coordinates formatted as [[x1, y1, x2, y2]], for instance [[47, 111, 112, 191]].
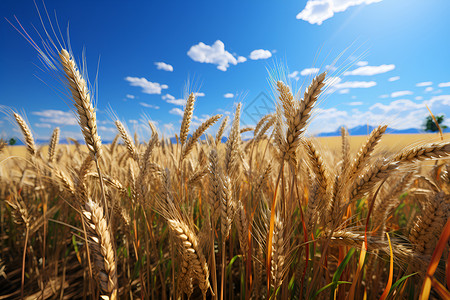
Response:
[[8, 138, 17, 145], [424, 115, 448, 132]]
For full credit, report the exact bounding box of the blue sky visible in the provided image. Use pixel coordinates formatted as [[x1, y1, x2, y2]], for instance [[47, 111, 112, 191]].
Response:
[[1, 0, 450, 141]]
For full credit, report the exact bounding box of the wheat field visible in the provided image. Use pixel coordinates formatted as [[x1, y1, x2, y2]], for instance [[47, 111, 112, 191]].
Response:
[[1, 18, 450, 300]]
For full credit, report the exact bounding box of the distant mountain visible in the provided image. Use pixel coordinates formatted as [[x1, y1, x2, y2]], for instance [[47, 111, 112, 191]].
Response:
[[316, 125, 432, 137]]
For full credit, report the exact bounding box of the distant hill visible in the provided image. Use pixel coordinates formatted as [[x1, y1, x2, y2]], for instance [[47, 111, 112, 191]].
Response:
[[316, 125, 436, 137]]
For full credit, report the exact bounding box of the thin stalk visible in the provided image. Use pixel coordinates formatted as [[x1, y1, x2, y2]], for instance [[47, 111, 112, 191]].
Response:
[[211, 217, 218, 299], [221, 239, 226, 300], [21, 224, 29, 300]]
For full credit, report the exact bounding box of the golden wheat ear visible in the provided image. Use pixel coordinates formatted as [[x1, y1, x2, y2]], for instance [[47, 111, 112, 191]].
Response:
[[83, 199, 117, 299], [48, 127, 60, 164], [180, 92, 196, 146], [59, 49, 103, 160], [13, 113, 36, 157]]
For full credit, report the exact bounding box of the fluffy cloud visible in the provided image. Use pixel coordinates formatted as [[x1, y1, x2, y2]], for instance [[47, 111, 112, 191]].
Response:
[[438, 82, 450, 88], [415, 96, 423, 100], [425, 87, 433, 92], [356, 61, 368, 67], [344, 64, 395, 76], [349, 101, 363, 105], [336, 81, 376, 89], [187, 40, 245, 71], [32, 110, 77, 125], [288, 71, 300, 81], [139, 102, 160, 109], [194, 92, 205, 97], [126, 94, 135, 99], [162, 94, 175, 100], [388, 76, 400, 82], [155, 62, 173, 72], [416, 81, 432, 87], [301, 67, 320, 76], [125, 77, 168, 94], [35, 123, 52, 128], [296, 0, 382, 25], [249, 49, 272, 60], [162, 94, 186, 106], [169, 108, 184, 116], [224, 93, 234, 98], [391, 90, 413, 98], [338, 89, 350, 94]]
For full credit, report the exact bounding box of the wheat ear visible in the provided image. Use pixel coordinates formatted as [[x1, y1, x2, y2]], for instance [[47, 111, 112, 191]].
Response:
[[182, 114, 222, 160], [224, 103, 242, 177], [340, 126, 349, 171], [180, 92, 196, 146], [282, 72, 326, 164], [48, 127, 60, 164], [59, 49, 102, 159], [115, 120, 139, 162], [346, 125, 387, 181], [216, 116, 229, 145], [83, 199, 117, 299], [409, 191, 450, 258], [14, 113, 36, 156], [393, 142, 450, 163], [167, 218, 211, 296]]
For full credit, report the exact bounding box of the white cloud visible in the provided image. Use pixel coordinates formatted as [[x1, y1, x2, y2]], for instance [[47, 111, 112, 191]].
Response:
[[162, 94, 185, 105], [162, 94, 175, 100], [167, 98, 186, 106], [425, 87, 433, 92], [415, 96, 423, 101], [356, 61, 368, 67], [438, 82, 450, 88], [98, 126, 117, 133], [187, 40, 244, 71], [249, 49, 272, 60], [224, 93, 234, 98], [338, 89, 350, 94], [164, 123, 174, 131], [416, 81, 432, 87], [32, 110, 77, 125], [128, 120, 138, 124], [194, 92, 205, 97], [169, 108, 184, 116], [139, 102, 160, 109], [35, 123, 51, 128], [344, 64, 395, 76], [237, 56, 247, 63], [336, 81, 376, 89], [155, 62, 173, 72], [388, 76, 400, 82], [125, 77, 168, 94], [391, 90, 413, 98], [296, 0, 382, 25], [349, 101, 363, 105], [288, 71, 300, 81], [126, 94, 135, 99], [300, 67, 319, 76]]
